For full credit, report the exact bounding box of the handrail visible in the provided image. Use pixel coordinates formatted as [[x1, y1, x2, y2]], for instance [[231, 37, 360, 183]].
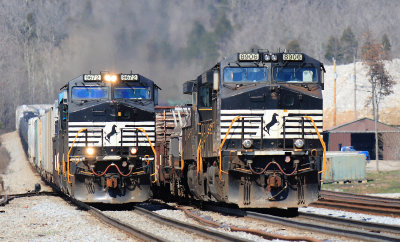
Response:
[[196, 122, 214, 174], [303, 116, 326, 178], [61, 153, 65, 176], [218, 116, 242, 180], [180, 147, 184, 170], [136, 128, 157, 183], [196, 135, 202, 174], [67, 128, 87, 183]]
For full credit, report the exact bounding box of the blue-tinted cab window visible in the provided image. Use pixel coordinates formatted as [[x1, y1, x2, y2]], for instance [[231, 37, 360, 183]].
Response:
[[71, 87, 108, 100], [114, 87, 150, 99]]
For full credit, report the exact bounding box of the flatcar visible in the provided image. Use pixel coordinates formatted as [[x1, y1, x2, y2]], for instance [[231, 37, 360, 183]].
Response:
[[18, 72, 159, 203], [156, 50, 326, 209]]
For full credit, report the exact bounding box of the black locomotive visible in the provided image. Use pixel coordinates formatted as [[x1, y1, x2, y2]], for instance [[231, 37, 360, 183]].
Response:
[[18, 72, 159, 203], [156, 50, 326, 209]]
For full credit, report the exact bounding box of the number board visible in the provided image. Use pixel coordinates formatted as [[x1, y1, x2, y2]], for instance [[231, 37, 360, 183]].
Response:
[[83, 74, 101, 81], [238, 53, 260, 61], [121, 74, 139, 81], [282, 53, 303, 61]]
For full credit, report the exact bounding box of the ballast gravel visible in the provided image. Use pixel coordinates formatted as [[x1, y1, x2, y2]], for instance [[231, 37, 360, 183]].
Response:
[[0, 132, 136, 241], [154, 207, 353, 241], [0, 196, 135, 241], [103, 210, 213, 241], [299, 206, 400, 225], [154, 208, 271, 241]]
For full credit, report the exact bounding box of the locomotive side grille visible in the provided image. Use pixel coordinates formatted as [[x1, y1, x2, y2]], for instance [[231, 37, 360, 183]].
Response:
[[68, 121, 155, 147], [220, 109, 323, 140]]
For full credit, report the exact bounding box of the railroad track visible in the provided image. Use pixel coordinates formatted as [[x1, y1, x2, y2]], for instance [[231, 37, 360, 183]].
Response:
[[59, 196, 254, 241], [200, 204, 400, 241], [1, 186, 255, 240], [2, 191, 248, 241], [311, 190, 400, 217], [298, 211, 400, 235], [0, 191, 58, 206]]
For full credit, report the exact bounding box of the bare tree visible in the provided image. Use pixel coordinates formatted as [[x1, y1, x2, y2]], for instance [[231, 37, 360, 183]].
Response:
[[361, 31, 396, 166], [361, 32, 395, 121]]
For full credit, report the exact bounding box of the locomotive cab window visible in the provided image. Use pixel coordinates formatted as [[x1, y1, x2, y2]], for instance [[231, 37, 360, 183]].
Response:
[[273, 67, 317, 83], [223, 67, 268, 83], [198, 86, 211, 108], [114, 86, 150, 99], [71, 86, 108, 100]]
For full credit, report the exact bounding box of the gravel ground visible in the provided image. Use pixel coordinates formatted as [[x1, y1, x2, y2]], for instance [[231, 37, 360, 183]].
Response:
[[299, 206, 400, 225], [0, 196, 135, 241], [367, 193, 400, 198], [154, 208, 271, 241], [0, 131, 137, 241], [103, 210, 213, 241], [154, 206, 353, 241]]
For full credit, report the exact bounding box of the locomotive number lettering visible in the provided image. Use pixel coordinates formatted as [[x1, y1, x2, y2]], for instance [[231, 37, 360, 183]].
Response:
[[238, 53, 260, 61], [83, 74, 101, 81], [121, 74, 139, 81], [282, 53, 303, 61]]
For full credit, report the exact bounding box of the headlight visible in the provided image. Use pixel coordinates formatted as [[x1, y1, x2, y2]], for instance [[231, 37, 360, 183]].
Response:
[[242, 139, 253, 149], [130, 147, 138, 155], [104, 74, 117, 82], [264, 54, 271, 61], [86, 147, 95, 156], [294, 139, 304, 149], [271, 54, 278, 61]]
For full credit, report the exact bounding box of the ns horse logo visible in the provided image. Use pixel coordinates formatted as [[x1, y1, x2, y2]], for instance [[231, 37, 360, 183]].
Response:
[[263, 113, 279, 135], [104, 124, 118, 143]]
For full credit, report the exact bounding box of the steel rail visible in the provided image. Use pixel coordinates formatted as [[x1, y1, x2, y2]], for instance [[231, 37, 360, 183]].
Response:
[[133, 205, 247, 242], [311, 200, 400, 217], [298, 211, 400, 235], [176, 206, 319, 242], [320, 190, 400, 205], [0, 193, 7, 206], [71, 199, 164, 242], [319, 197, 400, 209], [0, 191, 58, 205], [246, 210, 400, 241], [3, 191, 166, 241]]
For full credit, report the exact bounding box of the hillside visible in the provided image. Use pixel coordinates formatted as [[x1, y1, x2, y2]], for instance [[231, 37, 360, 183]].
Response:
[[323, 59, 400, 129], [1, 0, 400, 129]]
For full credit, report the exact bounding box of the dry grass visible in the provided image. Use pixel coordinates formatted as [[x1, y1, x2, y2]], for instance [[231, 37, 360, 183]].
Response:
[[322, 170, 400, 194]]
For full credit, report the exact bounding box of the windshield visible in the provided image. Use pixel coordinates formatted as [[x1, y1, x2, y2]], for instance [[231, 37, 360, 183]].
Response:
[[273, 67, 317, 83], [71, 86, 108, 100], [224, 67, 268, 83], [114, 87, 150, 99]]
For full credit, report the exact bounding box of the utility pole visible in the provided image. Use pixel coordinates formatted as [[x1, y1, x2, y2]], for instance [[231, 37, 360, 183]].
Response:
[[333, 58, 337, 127], [372, 78, 379, 171], [353, 55, 357, 120]]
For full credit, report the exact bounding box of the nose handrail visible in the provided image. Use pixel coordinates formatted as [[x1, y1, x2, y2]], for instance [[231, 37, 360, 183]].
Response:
[[303, 116, 326, 178]]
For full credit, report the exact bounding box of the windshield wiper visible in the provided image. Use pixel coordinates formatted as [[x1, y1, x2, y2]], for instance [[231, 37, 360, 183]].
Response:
[[222, 83, 237, 90]]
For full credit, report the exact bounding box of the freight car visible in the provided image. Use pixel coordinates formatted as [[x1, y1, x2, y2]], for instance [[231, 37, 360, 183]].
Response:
[[18, 72, 159, 203], [156, 50, 326, 210]]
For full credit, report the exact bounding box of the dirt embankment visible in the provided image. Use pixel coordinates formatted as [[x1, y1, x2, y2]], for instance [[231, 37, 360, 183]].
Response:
[[0, 131, 50, 193], [0, 139, 11, 194], [0, 139, 10, 194], [0, 144, 11, 174], [0, 129, 11, 174]]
